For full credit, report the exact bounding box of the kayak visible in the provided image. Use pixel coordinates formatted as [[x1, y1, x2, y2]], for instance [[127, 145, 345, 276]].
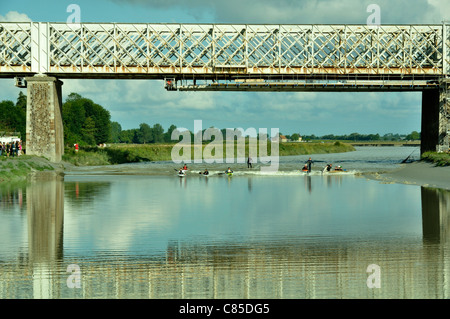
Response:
[[227, 172, 233, 176], [178, 173, 186, 177]]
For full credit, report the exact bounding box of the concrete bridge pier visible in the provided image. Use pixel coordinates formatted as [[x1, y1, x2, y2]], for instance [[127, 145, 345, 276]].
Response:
[[25, 76, 64, 163], [421, 82, 450, 154]]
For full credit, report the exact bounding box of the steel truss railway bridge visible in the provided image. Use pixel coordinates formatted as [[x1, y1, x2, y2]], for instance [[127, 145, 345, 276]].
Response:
[[1, 22, 449, 162]]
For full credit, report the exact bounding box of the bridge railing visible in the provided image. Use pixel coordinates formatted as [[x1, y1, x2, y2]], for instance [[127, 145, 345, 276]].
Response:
[[0, 22, 449, 78]]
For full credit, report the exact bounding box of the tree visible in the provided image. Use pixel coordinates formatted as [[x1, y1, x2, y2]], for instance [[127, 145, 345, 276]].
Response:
[[152, 123, 164, 143], [81, 116, 96, 145], [63, 96, 86, 145], [119, 129, 135, 143], [406, 131, 420, 141], [110, 121, 122, 143], [291, 133, 300, 141], [164, 124, 177, 143], [0, 96, 26, 140], [91, 103, 111, 144], [16, 91, 27, 113], [138, 123, 153, 144], [62, 93, 111, 146]]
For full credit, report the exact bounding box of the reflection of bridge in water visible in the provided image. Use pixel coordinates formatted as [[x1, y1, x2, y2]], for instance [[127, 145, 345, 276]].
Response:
[[0, 175, 449, 298], [0, 22, 449, 161]]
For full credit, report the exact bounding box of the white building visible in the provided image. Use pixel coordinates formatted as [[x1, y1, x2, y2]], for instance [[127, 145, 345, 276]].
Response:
[[0, 136, 21, 144]]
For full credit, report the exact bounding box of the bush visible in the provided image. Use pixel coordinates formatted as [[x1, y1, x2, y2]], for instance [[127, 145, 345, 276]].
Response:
[[421, 152, 450, 166]]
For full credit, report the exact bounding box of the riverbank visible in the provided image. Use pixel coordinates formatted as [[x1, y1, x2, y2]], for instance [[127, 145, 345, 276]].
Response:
[[62, 142, 356, 166], [0, 155, 65, 183], [366, 161, 450, 190]]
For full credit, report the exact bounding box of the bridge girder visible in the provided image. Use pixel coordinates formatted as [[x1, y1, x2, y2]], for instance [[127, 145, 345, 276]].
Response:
[[0, 22, 448, 79]]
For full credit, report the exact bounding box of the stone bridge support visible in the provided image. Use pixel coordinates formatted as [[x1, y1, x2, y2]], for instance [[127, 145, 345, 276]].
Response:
[[421, 80, 450, 154], [25, 76, 64, 163]]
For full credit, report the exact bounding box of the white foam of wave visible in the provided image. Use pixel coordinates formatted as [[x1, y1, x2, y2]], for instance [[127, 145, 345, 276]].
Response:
[[188, 169, 360, 177]]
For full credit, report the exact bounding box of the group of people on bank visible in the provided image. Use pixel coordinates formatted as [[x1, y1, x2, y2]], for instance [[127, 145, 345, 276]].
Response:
[[0, 140, 23, 157]]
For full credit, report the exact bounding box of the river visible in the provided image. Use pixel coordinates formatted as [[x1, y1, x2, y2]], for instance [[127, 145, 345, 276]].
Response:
[[1, 146, 450, 299]]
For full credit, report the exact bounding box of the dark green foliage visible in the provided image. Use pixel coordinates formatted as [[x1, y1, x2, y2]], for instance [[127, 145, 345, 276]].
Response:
[[302, 132, 419, 142], [152, 123, 163, 143], [164, 124, 177, 143], [138, 123, 153, 144], [110, 121, 122, 143], [62, 93, 111, 146], [0, 91, 27, 140], [421, 152, 450, 166], [116, 123, 178, 144]]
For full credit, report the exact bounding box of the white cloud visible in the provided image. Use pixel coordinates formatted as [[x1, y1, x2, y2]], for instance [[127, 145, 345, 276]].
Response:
[[0, 11, 32, 22], [427, 0, 450, 23], [110, 0, 442, 24]]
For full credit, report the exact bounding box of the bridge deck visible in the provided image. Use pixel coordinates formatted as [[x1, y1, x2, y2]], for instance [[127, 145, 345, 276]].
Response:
[[176, 80, 440, 92], [0, 22, 449, 80]]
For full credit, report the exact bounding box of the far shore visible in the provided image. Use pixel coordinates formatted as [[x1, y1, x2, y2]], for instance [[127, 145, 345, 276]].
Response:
[[365, 161, 450, 190]]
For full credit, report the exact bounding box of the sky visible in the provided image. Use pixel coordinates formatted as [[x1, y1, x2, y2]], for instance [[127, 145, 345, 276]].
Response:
[[0, 0, 449, 136]]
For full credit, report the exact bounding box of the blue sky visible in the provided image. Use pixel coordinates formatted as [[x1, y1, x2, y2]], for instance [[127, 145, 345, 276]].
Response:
[[1, 0, 449, 136]]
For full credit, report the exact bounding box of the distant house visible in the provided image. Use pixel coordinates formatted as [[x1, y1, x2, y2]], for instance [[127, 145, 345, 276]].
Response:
[[271, 135, 290, 143]]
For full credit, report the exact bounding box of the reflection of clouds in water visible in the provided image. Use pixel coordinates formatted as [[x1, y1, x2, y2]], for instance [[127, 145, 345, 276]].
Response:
[[64, 176, 184, 251], [62, 174, 426, 255]]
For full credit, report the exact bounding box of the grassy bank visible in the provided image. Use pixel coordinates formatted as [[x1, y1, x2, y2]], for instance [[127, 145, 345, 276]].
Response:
[[62, 141, 355, 166], [0, 155, 57, 182], [421, 152, 450, 166], [278, 141, 355, 156]]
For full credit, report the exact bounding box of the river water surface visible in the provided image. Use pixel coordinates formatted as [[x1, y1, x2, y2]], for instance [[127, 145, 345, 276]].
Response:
[[1, 146, 450, 299]]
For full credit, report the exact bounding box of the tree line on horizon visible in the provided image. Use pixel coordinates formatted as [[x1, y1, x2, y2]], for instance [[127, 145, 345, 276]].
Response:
[[1, 92, 421, 146], [301, 131, 421, 142]]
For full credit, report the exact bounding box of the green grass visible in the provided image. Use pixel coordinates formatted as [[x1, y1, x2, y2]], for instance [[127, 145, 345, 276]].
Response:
[[62, 149, 111, 166], [0, 155, 55, 182], [278, 141, 355, 156], [62, 141, 356, 166], [421, 152, 450, 166]]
